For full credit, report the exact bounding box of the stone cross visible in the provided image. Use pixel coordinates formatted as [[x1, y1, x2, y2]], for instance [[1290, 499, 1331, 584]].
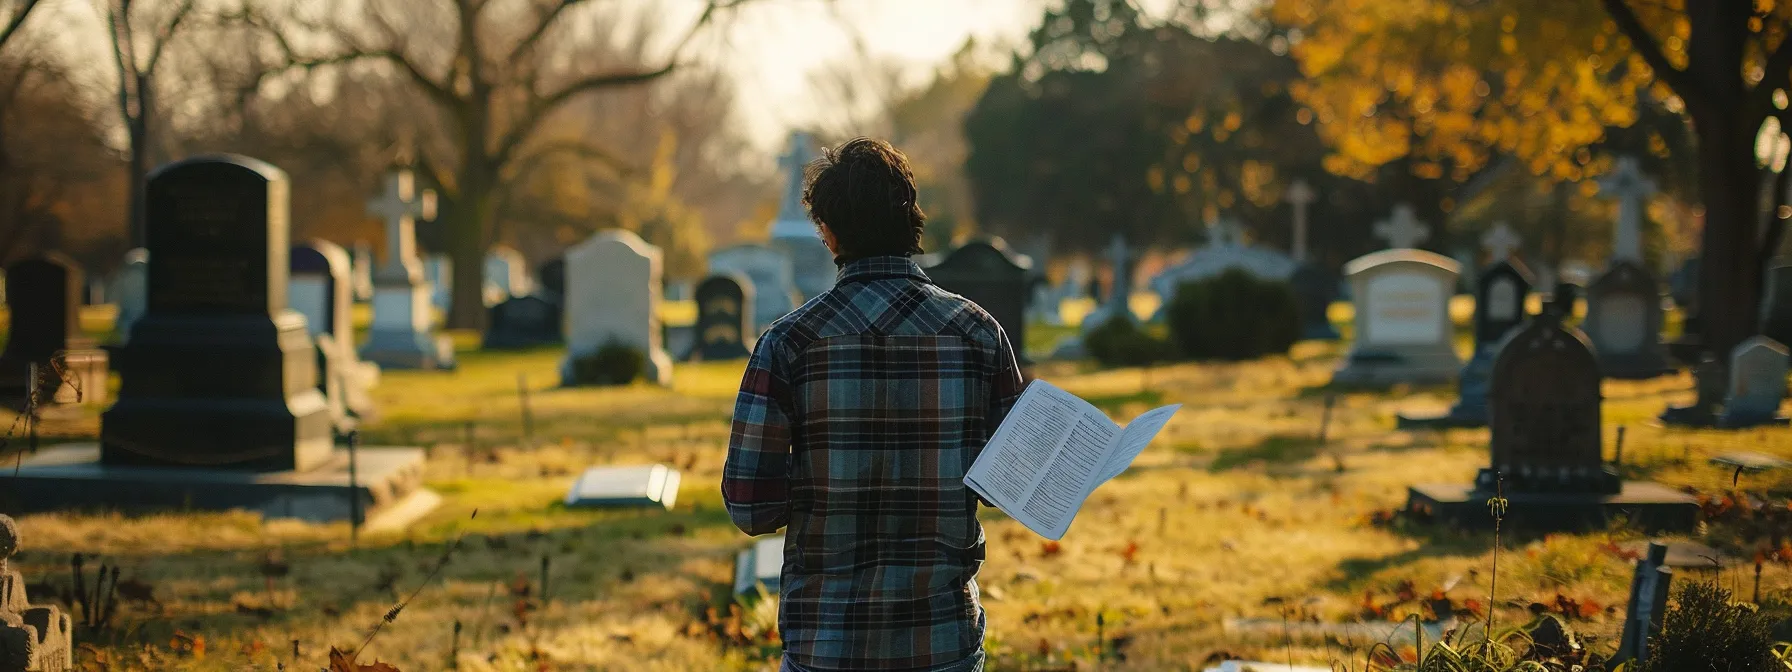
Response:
[[366, 169, 437, 276], [1207, 217, 1245, 248], [1482, 222, 1522, 262], [1598, 156, 1656, 265], [1286, 179, 1316, 262], [771, 131, 819, 237], [1373, 204, 1429, 249]]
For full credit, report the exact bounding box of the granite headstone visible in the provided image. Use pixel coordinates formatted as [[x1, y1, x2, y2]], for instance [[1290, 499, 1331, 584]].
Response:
[[559, 230, 673, 386], [691, 273, 754, 361], [0, 253, 109, 408], [1583, 261, 1671, 379], [101, 155, 333, 472], [922, 238, 1034, 363]]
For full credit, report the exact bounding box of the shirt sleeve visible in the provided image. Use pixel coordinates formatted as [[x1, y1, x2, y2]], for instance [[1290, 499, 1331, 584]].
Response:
[[722, 337, 795, 536], [974, 322, 1027, 509], [989, 322, 1026, 429]]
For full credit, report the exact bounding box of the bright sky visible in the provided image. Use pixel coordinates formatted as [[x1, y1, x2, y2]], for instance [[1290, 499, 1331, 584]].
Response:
[[681, 0, 1048, 151]]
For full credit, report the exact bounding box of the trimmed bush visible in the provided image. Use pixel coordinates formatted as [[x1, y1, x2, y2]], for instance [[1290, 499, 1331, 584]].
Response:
[[1163, 268, 1299, 361], [1085, 314, 1176, 368], [570, 341, 645, 386]]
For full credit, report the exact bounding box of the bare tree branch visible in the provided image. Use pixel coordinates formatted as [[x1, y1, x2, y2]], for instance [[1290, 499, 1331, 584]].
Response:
[[0, 0, 41, 53], [1601, 0, 1700, 104], [491, 0, 754, 165], [508, 0, 591, 66], [142, 0, 197, 74]]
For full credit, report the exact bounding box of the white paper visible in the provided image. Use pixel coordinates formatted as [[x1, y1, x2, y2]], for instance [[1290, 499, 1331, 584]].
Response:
[[1096, 403, 1181, 485], [966, 380, 1180, 540]]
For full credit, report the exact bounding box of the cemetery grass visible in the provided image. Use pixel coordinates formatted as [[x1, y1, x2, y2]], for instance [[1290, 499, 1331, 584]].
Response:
[[8, 339, 1792, 670]]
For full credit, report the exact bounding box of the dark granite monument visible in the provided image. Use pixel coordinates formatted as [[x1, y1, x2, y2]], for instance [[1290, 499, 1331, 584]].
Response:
[[483, 295, 563, 349], [922, 238, 1034, 363], [1583, 261, 1673, 379], [691, 273, 754, 361], [99, 155, 334, 471], [1407, 291, 1697, 531], [6, 156, 434, 528], [0, 253, 109, 410], [1291, 263, 1340, 341]]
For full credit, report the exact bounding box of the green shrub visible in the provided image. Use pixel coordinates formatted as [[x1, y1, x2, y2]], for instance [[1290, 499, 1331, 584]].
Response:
[[1635, 581, 1791, 672], [1084, 314, 1177, 368], [1163, 268, 1299, 361], [570, 341, 645, 386]]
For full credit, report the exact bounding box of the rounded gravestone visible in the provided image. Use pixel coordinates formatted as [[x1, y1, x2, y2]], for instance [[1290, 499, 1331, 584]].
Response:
[[691, 273, 755, 361]]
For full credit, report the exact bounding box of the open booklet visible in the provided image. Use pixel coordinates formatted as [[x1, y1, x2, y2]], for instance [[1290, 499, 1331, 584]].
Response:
[[965, 380, 1181, 540]]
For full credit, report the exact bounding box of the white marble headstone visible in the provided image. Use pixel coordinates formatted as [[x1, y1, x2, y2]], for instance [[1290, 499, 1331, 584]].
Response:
[[561, 230, 673, 385], [1725, 336, 1789, 422], [734, 535, 785, 595], [565, 464, 681, 509], [1331, 249, 1462, 385], [110, 248, 149, 343]]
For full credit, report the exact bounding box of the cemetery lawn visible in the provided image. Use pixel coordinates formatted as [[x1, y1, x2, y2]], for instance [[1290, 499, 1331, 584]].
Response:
[[9, 338, 1791, 671]]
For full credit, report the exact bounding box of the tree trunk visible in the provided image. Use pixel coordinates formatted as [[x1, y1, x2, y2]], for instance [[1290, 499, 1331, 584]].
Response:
[[1694, 117, 1764, 359], [448, 157, 495, 332], [126, 74, 150, 250]]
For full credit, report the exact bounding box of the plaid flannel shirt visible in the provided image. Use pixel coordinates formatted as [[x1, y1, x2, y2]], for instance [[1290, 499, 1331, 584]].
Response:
[[723, 255, 1026, 671]]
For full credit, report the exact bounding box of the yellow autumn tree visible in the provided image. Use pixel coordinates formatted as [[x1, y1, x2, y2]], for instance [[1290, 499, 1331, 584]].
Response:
[[1274, 0, 1792, 376]]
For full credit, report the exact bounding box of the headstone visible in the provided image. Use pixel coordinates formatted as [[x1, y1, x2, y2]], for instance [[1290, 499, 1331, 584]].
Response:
[[1052, 235, 1135, 359], [1285, 179, 1316, 263], [483, 295, 563, 350], [767, 131, 836, 300], [1477, 309, 1619, 494], [1397, 231, 1533, 428], [100, 155, 334, 472], [922, 238, 1034, 363], [359, 169, 455, 370], [690, 273, 754, 361], [1718, 336, 1789, 427], [1028, 275, 1062, 326], [350, 241, 375, 302], [708, 244, 801, 331], [1082, 233, 1136, 333], [1147, 217, 1299, 317], [1583, 260, 1672, 379], [559, 230, 673, 386], [425, 255, 452, 312], [1331, 249, 1461, 386], [483, 245, 529, 306], [1614, 542, 1673, 666], [0, 253, 109, 408], [564, 464, 681, 509], [290, 240, 378, 432], [1405, 301, 1698, 532], [0, 515, 73, 671], [1598, 156, 1655, 266], [110, 248, 148, 343], [537, 258, 566, 301], [733, 535, 785, 596], [1291, 263, 1340, 341]]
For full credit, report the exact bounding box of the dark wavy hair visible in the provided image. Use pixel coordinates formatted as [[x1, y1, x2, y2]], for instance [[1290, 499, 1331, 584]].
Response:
[[802, 137, 926, 261]]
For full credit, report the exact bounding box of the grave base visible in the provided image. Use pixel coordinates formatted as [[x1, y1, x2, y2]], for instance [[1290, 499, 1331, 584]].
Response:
[[1406, 481, 1697, 532], [1658, 404, 1790, 429], [360, 329, 457, 371], [1, 443, 438, 529], [1395, 407, 1486, 429], [1330, 345, 1460, 387]]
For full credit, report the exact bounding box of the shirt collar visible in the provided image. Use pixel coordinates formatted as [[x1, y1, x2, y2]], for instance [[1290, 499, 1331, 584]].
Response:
[[836, 255, 930, 285]]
